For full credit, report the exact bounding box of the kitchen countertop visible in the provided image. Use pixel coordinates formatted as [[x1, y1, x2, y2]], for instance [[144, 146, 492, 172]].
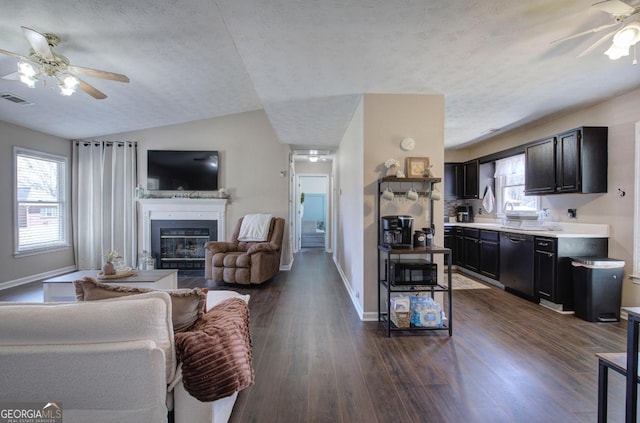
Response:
[[444, 219, 609, 238]]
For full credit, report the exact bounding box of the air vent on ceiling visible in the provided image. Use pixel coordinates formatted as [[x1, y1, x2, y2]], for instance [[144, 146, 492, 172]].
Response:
[[1, 92, 34, 106]]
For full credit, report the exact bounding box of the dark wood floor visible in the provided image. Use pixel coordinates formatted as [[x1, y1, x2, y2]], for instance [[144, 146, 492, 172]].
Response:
[[0, 249, 631, 422]]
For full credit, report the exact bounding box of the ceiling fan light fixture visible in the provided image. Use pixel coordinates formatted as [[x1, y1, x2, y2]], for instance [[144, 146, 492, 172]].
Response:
[[613, 22, 640, 47], [605, 22, 640, 60], [18, 73, 37, 88], [17, 61, 36, 77], [58, 75, 79, 96], [605, 43, 630, 59]]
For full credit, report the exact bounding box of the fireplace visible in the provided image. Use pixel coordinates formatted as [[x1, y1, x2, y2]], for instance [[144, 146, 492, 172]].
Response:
[[151, 220, 217, 272], [138, 199, 227, 275]]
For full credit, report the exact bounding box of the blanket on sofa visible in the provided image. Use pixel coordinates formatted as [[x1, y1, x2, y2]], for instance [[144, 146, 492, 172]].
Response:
[[174, 298, 254, 402]]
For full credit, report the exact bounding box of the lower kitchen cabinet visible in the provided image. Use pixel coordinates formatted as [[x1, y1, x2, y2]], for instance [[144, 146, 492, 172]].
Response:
[[534, 236, 608, 310], [534, 238, 556, 302], [460, 228, 499, 279], [479, 230, 499, 280], [444, 226, 454, 258], [454, 227, 464, 266], [447, 224, 608, 310], [463, 228, 480, 272]]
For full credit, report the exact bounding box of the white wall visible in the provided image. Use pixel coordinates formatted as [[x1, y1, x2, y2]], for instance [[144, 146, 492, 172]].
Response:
[[446, 87, 640, 307], [335, 98, 365, 314], [295, 160, 332, 174], [101, 110, 293, 266], [300, 176, 327, 194], [0, 121, 75, 286]]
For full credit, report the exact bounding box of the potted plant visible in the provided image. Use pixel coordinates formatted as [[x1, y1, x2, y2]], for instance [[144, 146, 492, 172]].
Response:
[[102, 250, 119, 275], [384, 158, 400, 176]]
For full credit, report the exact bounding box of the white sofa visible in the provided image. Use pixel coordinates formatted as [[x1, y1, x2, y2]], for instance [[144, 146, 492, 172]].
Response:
[[0, 290, 250, 423]]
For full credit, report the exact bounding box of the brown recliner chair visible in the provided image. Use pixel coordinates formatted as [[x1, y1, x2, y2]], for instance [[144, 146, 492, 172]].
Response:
[[204, 216, 285, 284]]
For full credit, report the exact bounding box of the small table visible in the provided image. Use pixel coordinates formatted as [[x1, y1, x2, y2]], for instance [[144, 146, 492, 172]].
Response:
[[623, 306, 640, 423], [43, 269, 179, 302]]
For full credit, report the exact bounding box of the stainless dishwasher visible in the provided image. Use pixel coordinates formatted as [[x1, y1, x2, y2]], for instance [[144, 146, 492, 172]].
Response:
[[499, 233, 535, 299]]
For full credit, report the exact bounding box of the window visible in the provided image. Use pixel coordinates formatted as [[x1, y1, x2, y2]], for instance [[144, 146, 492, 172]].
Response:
[[14, 147, 68, 255], [494, 154, 539, 215]]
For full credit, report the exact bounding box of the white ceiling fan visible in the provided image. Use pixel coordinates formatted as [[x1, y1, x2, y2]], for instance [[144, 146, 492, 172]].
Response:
[[0, 26, 129, 99], [553, 0, 640, 60]]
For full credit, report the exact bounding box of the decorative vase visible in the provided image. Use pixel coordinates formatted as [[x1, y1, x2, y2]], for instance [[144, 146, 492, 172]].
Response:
[[102, 261, 115, 275], [386, 165, 397, 176]]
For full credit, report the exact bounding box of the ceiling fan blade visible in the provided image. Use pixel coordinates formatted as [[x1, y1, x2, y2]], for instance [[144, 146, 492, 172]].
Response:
[[551, 22, 620, 44], [67, 65, 129, 83], [1, 71, 20, 80], [77, 78, 107, 100], [0, 48, 30, 61], [21, 26, 54, 61], [577, 29, 617, 57], [593, 0, 635, 16]]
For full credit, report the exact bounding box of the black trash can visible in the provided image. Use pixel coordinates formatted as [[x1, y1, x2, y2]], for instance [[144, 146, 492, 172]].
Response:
[[571, 257, 625, 322]]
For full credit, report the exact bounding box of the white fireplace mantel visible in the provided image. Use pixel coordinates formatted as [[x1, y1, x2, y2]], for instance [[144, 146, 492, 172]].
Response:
[[138, 198, 227, 254]]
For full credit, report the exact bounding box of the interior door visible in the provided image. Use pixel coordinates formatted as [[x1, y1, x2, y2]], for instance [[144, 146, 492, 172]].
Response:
[[301, 193, 326, 248]]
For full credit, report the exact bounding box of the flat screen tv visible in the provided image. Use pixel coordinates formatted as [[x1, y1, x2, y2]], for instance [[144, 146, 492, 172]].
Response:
[[147, 150, 219, 191]]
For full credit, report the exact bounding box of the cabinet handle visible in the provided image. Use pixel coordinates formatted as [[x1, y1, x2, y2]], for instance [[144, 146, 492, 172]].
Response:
[[538, 242, 549, 247]]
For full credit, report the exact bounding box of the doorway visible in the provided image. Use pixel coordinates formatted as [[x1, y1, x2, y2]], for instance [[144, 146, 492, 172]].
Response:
[[296, 174, 330, 251]]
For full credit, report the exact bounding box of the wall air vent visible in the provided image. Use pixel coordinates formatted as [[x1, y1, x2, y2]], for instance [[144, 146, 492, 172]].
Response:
[[1, 92, 34, 106]]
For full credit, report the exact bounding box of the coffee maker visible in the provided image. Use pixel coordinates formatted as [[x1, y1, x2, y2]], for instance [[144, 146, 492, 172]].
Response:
[[455, 205, 473, 222], [381, 215, 414, 248]]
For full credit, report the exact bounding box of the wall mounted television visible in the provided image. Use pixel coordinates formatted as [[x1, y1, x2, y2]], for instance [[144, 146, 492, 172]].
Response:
[[147, 150, 219, 191]]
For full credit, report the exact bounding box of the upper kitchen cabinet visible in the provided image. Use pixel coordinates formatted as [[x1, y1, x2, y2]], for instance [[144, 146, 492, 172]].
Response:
[[524, 136, 556, 195], [444, 163, 463, 199], [445, 160, 495, 200], [462, 160, 479, 199], [524, 127, 608, 195]]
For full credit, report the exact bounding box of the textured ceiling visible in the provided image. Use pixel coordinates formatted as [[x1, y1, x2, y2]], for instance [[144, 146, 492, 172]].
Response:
[[0, 0, 639, 149]]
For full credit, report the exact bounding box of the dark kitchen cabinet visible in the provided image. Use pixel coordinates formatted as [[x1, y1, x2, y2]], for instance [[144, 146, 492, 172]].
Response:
[[534, 238, 556, 302], [447, 161, 492, 200], [444, 163, 463, 199], [454, 227, 464, 266], [525, 127, 608, 195], [525, 137, 556, 195], [462, 160, 479, 199], [460, 228, 499, 278], [479, 230, 500, 280], [463, 228, 480, 271], [444, 226, 454, 258], [533, 236, 608, 310]]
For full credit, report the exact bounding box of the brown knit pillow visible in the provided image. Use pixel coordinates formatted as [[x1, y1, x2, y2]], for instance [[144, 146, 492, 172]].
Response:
[[174, 298, 254, 401], [74, 277, 207, 332]]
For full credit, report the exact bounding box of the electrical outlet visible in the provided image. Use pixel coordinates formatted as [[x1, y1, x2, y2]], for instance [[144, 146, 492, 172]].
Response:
[[567, 208, 577, 219]]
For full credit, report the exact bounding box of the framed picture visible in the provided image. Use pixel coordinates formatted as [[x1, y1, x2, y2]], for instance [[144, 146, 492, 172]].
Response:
[[406, 157, 430, 177]]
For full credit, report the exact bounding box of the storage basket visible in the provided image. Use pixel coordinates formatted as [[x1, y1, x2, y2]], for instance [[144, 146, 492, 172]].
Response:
[[391, 309, 411, 328]]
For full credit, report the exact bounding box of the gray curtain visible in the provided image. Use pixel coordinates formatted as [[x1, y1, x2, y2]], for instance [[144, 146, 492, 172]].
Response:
[[72, 141, 137, 269]]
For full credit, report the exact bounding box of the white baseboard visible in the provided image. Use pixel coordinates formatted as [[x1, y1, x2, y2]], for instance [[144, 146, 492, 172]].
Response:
[[333, 256, 366, 320], [0, 265, 77, 291]]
